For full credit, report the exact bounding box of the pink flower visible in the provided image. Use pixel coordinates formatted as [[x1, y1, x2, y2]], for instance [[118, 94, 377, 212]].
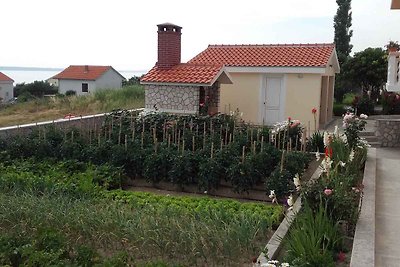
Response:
[[288, 117, 291, 121], [324, 188, 333, 196], [338, 251, 346, 262], [199, 103, 204, 107]]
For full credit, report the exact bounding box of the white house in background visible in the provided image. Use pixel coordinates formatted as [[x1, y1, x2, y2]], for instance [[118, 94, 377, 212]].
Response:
[[0, 72, 14, 102], [52, 65, 126, 96], [386, 1, 400, 93]]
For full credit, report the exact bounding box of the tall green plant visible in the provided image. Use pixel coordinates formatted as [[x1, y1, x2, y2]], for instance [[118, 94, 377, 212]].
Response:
[[285, 202, 342, 266]]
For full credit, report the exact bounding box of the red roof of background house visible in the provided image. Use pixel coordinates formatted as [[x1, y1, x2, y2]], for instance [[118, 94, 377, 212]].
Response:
[[188, 43, 335, 67], [0, 72, 14, 82], [53, 65, 112, 81], [141, 64, 225, 84]]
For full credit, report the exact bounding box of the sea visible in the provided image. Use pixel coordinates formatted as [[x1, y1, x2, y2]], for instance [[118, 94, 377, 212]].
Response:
[[0, 67, 146, 85]]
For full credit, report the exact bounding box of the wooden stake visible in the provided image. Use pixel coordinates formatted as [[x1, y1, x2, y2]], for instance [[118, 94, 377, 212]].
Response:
[[141, 131, 144, 149], [125, 135, 128, 151], [211, 142, 214, 159], [225, 123, 228, 145], [182, 140, 185, 155], [118, 119, 122, 145], [261, 136, 264, 151], [132, 122, 135, 141], [220, 139, 223, 151], [253, 141, 256, 154], [192, 136, 195, 152], [71, 131, 74, 143], [280, 150, 286, 173], [98, 133, 101, 146], [242, 146, 246, 163]]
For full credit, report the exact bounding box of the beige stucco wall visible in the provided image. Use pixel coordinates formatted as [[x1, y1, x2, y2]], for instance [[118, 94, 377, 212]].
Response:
[[285, 74, 322, 132], [219, 73, 261, 123]]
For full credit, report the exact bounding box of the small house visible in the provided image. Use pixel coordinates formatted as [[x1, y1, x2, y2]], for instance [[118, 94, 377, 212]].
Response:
[[0, 72, 14, 102], [53, 65, 125, 96], [142, 23, 340, 130]]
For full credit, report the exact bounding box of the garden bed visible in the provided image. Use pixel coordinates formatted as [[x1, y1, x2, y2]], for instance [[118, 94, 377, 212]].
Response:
[[125, 157, 321, 202]]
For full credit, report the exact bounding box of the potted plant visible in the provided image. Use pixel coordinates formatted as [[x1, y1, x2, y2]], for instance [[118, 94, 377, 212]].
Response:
[[385, 40, 400, 52]]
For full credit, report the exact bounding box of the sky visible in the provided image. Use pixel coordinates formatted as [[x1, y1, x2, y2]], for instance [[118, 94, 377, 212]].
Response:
[[1, 0, 399, 71]]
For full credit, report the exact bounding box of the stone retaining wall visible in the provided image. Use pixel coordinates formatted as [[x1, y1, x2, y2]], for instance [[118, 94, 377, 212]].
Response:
[[145, 84, 199, 113], [376, 119, 400, 147]]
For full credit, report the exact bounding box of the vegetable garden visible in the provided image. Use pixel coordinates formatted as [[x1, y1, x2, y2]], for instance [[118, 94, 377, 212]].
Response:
[[0, 109, 369, 266]]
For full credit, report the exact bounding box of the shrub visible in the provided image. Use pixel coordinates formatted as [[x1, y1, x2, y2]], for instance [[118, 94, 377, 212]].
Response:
[[65, 90, 77, 96], [333, 103, 346, 116], [307, 131, 324, 152], [381, 91, 400, 115], [265, 168, 294, 198], [351, 94, 374, 115]]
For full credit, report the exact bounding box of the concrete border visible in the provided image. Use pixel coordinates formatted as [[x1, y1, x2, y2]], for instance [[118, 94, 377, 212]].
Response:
[[350, 148, 376, 267], [265, 163, 323, 259]]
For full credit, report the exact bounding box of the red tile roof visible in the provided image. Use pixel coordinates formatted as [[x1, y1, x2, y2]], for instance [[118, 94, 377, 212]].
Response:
[[188, 43, 335, 67], [53, 65, 112, 80], [141, 64, 224, 85], [0, 72, 14, 82]]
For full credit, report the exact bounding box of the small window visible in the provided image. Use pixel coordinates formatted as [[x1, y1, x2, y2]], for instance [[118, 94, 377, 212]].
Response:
[[82, 83, 88, 93]]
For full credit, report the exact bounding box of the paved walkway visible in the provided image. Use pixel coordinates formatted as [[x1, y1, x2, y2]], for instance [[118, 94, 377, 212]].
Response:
[[375, 147, 400, 267]]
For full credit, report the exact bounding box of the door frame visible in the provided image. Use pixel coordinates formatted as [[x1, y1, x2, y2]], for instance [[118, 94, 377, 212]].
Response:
[[259, 74, 286, 125]]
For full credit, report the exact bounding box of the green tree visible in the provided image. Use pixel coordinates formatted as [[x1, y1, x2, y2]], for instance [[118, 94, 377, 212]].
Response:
[[14, 81, 58, 101], [341, 48, 387, 100], [334, 0, 353, 65]]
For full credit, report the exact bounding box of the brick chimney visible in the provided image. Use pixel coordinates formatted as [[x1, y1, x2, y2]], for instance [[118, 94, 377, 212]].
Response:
[[157, 23, 182, 69]]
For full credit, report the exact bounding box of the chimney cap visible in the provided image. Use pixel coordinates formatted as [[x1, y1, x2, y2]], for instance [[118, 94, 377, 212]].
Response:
[[157, 22, 182, 29]]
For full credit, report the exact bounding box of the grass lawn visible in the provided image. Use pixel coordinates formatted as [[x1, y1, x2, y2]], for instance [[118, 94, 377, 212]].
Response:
[[0, 85, 144, 127]]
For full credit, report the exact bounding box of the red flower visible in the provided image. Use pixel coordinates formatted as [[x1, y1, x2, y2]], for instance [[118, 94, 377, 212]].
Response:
[[325, 147, 333, 158], [312, 108, 317, 114], [288, 117, 291, 121]]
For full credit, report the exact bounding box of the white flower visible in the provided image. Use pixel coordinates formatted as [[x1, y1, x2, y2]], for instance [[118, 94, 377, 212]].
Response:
[[281, 263, 290, 267], [320, 157, 332, 173], [340, 133, 348, 144], [339, 161, 346, 167], [287, 194, 294, 207], [315, 152, 321, 161], [349, 149, 354, 162], [360, 114, 368, 119], [323, 132, 330, 147], [334, 125, 339, 136], [293, 174, 301, 191], [269, 190, 278, 204]]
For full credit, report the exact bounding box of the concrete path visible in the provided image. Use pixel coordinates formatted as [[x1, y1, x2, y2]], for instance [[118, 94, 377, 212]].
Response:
[[375, 148, 400, 267]]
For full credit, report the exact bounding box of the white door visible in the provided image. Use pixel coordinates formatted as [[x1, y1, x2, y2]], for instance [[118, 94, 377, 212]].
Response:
[[264, 77, 283, 125]]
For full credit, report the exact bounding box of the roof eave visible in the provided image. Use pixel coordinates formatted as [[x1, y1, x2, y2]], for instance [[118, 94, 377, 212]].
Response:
[[141, 81, 212, 87]]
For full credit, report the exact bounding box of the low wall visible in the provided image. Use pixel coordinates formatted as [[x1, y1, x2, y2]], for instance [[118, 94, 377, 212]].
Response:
[[350, 148, 376, 267], [376, 118, 400, 147], [0, 109, 143, 138]]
